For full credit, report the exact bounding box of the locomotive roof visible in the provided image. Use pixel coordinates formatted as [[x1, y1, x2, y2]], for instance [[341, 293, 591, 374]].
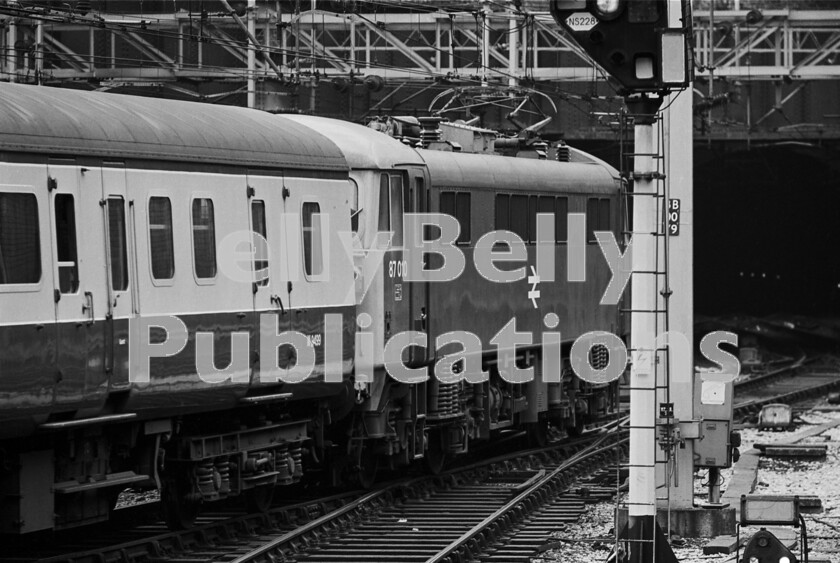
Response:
[[0, 83, 347, 172], [417, 148, 618, 193], [283, 114, 425, 170]]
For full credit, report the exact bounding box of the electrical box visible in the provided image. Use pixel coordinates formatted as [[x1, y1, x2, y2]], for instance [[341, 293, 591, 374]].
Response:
[[693, 376, 736, 468]]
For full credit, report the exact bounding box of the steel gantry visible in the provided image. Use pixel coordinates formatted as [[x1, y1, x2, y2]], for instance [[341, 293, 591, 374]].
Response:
[[0, 1, 839, 135]]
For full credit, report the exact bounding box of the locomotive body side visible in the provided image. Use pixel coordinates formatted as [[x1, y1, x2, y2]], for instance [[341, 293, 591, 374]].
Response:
[[417, 149, 623, 455], [0, 84, 355, 532]]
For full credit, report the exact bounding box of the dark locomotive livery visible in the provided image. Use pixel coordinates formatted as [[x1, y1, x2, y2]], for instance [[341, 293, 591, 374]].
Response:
[[0, 83, 621, 534]]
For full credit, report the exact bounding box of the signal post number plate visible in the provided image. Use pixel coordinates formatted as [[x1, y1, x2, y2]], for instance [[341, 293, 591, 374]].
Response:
[[565, 13, 598, 32], [668, 198, 681, 236]]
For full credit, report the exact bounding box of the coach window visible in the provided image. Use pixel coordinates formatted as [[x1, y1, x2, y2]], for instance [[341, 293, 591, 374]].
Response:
[[149, 197, 175, 280], [555, 197, 569, 243], [302, 202, 323, 277], [0, 193, 41, 285], [54, 193, 79, 293], [106, 197, 128, 291], [192, 198, 217, 280], [251, 200, 269, 286]]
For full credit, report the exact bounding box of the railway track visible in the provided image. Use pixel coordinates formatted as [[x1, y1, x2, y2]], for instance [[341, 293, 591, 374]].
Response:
[[5, 422, 625, 563], [2, 491, 362, 563], [236, 427, 626, 563], [734, 355, 840, 419]]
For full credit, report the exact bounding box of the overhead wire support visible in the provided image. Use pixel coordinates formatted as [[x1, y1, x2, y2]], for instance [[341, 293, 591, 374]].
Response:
[[219, 0, 284, 82]]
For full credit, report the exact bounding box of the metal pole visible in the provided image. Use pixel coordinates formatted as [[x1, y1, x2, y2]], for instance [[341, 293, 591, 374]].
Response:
[[481, 1, 490, 87], [508, 1, 517, 88], [7, 19, 16, 83], [35, 21, 43, 85], [247, 0, 256, 108], [627, 95, 663, 563]]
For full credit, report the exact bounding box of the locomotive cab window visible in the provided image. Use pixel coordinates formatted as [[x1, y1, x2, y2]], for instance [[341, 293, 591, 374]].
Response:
[[54, 193, 79, 293], [379, 173, 404, 246], [440, 191, 470, 245], [0, 192, 41, 286], [106, 197, 128, 291], [586, 198, 611, 243], [378, 174, 389, 234], [191, 198, 217, 280], [149, 196, 175, 280], [302, 202, 323, 277]]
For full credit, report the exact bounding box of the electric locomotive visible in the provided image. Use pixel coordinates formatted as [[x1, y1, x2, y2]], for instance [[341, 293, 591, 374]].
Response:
[[288, 115, 624, 482]]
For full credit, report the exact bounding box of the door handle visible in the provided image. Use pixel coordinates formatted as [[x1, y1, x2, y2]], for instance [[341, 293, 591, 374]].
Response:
[[81, 291, 95, 325], [270, 294, 286, 315]]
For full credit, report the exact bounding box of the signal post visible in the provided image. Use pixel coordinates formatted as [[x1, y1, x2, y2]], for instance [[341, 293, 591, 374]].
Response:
[[551, 0, 737, 559]]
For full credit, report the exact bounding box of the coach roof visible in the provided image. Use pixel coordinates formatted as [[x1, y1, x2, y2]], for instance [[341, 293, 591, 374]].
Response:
[[283, 114, 425, 170], [0, 83, 347, 172]]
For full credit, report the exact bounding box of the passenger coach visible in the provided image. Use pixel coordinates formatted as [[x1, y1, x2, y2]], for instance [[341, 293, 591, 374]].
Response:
[[0, 83, 355, 532]]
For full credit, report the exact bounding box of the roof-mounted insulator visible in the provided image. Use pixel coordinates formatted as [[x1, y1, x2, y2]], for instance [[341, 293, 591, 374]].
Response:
[[418, 117, 443, 147], [533, 141, 548, 160], [555, 141, 571, 162]]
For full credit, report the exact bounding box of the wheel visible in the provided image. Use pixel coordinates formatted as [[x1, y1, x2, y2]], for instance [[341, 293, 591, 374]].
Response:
[[161, 479, 200, 530], [527, 418, 549, 448], [245, 483, 276, 513], [566, 416, 585, 437], [424, 430, 448, 475]]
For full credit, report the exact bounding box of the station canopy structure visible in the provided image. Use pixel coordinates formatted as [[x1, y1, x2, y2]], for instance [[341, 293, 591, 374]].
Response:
[[0, 0, 839, 139]]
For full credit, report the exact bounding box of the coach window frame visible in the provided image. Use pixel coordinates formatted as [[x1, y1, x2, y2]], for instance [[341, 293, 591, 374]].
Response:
[[251, 199, 269, 287], [190, 195, 218, 284], [54, 192, 80, 294], [0, 190, 43, 292], [147, 194, 175, 286], [105, 196, 129, 292], [301, 200, 324, 279]]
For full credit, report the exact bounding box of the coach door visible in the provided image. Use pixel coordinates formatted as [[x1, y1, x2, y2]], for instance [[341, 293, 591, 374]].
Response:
[[246, 173, 291, 381], [47, 160, 109, 411], [100, 164, 133, 390]]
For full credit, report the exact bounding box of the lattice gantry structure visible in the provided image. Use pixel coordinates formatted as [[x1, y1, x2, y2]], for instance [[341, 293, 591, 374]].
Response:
[[0, 1, 839, 137]]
